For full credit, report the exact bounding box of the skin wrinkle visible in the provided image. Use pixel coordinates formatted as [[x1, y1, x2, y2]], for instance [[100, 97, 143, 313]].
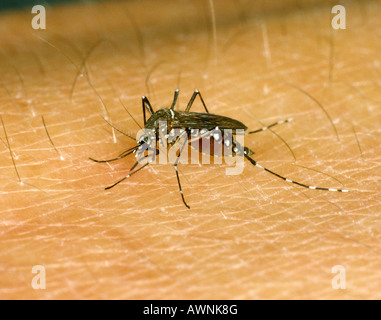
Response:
[[0, 0, 380, 299]]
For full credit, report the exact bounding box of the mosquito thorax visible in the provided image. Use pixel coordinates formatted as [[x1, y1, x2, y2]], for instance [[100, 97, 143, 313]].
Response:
[[144, 108, 174, 130]]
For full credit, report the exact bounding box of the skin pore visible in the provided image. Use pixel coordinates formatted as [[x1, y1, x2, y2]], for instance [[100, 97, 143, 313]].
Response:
[[0, 0, 380, 299]]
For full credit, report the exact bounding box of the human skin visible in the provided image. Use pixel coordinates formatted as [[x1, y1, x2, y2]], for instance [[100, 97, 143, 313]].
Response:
[[0, 0, 380, 299]]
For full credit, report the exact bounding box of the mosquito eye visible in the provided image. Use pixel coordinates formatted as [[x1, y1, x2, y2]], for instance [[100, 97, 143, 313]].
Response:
[[139, 135, 148, 143]]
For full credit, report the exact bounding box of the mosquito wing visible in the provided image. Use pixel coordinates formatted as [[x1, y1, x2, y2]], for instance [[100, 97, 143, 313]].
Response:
[[173, 111, 247, 131]]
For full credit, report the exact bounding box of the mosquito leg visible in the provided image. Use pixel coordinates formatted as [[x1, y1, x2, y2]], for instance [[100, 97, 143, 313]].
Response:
[[105, 161, 151, 190], [240, 144, 349, 192], [173, 132, 191, 209], [170, 89, 180, 110], [89, 145, 139, 163], [174, 166, 190, 209], [130, 159, 140, 172], [130, 149, 159, 171], [142, 96, 154, 125], [246, 118, 293, 135], [185, 90, 209, 113]]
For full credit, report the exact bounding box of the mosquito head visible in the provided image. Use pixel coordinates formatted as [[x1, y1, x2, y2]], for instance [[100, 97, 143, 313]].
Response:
[[137, 133, 151, 145]]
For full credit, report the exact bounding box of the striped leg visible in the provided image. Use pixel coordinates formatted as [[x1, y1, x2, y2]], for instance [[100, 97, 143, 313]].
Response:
[[240, 146, 348, 192], [246, 118, 293, 135], [104, 149, 159, 190], [173, 132, 191, 209], [185, 90, 209, 113], [105, 161, 151, 190]]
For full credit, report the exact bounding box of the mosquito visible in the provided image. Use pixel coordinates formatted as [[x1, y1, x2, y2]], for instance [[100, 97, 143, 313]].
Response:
[[90, 89, 348, 209]]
